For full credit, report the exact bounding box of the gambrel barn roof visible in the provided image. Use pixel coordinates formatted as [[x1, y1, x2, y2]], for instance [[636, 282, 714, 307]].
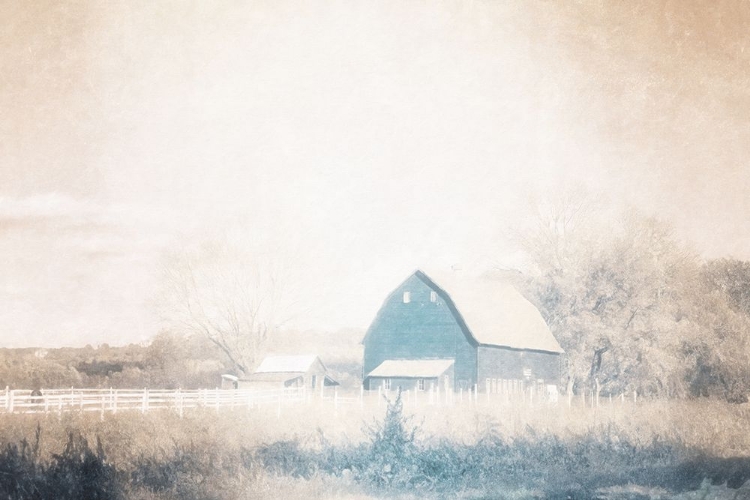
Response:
[[365, 269, 564, 354]]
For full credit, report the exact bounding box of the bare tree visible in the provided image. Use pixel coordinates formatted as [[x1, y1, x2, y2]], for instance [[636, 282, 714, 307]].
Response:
[[510, 185, 600, 277], [158, 235, 293, 376]]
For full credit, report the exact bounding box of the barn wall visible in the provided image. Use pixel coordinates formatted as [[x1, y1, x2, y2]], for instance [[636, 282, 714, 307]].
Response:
[[364, 364, 454, 391], [363, 275, 476, 389], [366, 376, 444, 392], [476, 346, 561, 389]]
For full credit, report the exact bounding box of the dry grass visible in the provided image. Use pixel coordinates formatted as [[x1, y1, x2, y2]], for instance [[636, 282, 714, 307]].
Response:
[[0, 396, 746, 498]]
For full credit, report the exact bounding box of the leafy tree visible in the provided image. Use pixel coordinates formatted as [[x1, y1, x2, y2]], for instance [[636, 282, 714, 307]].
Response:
[[516, 196, 717, 397]]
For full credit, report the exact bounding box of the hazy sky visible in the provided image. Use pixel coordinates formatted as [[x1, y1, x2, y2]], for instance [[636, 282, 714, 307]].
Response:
[[2, 1, 749, 347]]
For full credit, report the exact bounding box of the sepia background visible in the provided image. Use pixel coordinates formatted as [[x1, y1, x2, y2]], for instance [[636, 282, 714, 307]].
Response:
[[2, 0, 749, 348], [3, 2, 750, 499]]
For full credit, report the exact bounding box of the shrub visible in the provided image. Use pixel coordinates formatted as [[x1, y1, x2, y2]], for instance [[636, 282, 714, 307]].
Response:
[[361, 390, 421, 489], [0, 424, 123, 500]]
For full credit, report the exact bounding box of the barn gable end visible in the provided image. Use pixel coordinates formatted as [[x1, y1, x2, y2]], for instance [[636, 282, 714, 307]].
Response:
[[363, 273, 477, 390]]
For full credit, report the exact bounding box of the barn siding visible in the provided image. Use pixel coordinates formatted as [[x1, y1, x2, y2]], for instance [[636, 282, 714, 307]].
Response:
[[476, 346, 561, 389], [363, 275, 476, 389], [367, 376, 442, 392], [365, 364, 454, 391]]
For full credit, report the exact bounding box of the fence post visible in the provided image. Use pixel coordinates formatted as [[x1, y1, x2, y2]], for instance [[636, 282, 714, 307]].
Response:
[[474, 384, 478, 405], [529, 385, 534, 406], [44, 391, 49, 414], [3, 386, 8, 412], [378, 386, 382, 407], [8, 390, 13, 414], [142, 388, 148, 414], [177, 389, 183, 419], [633, 391, 637, 405], [486, 382, 490, 404], [621, 393, 624, 405], [595, 378, 601, 408], [360, 385, 364, 410], [113, 390, 118, 414]]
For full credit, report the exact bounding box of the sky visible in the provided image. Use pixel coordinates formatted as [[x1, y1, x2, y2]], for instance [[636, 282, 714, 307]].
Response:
[[1, 1, 749, 347]]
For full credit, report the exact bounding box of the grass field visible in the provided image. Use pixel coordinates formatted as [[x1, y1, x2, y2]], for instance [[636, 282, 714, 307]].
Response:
[[0, 394, 748, 499]]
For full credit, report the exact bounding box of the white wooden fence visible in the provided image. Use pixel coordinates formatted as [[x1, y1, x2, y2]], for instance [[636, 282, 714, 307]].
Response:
[[0, 387, 306, 417], [0, 384, 636, 418]]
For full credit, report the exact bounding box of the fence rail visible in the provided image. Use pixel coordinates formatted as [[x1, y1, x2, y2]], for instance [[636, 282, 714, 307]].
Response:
[[0, 383, 637, 418], [0, 387, 306, 416]]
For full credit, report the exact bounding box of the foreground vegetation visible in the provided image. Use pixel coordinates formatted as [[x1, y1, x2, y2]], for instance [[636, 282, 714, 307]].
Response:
[[0, 395, 747, 499]]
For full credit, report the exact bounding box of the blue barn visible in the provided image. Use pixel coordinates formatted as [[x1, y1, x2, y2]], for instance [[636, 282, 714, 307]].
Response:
[[362, 270, 564, 392]]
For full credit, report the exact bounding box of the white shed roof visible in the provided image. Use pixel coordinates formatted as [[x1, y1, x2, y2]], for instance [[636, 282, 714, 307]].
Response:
[[254, 355, 319, 374], [367, 359, 454, 378]]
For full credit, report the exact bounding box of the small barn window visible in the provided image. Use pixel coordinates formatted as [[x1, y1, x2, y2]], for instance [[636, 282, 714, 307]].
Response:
[[403, 291, 411, 303], [523, 368, 532, 380], [384, 378, 391, 390], [417, 379, 425, 391], [430, 291, 437, 303]]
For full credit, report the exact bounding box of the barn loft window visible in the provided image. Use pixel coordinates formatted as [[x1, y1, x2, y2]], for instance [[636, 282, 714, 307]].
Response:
[[384, 378, 392, 390], [417, 379, 425, 391], [430, 291, 438, 303], [403, 291, 411, 303], [523, 368, 532, 380]]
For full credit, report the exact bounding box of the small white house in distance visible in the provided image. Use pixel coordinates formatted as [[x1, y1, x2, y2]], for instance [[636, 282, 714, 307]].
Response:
[[224, 355, 339, 390]]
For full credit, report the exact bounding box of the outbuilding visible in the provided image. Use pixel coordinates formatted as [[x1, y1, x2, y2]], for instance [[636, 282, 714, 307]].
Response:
[[233, 354, 339, 390]]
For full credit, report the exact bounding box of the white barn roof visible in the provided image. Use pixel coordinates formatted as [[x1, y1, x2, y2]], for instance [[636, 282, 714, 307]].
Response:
[[254, 354, 319, 373], [418, 269, 564, 354], [368, 359, 455, 378]]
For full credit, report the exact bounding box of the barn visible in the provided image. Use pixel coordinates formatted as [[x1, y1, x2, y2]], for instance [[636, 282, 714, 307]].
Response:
[[362, 270, 564, 392], [227, 355, 339, 390]]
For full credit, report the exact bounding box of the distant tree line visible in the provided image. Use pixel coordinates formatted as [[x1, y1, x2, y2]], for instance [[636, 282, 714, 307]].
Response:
[[0, 332, 232, 390]]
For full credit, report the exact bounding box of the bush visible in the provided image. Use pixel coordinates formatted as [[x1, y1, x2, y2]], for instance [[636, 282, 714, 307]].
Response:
[[249, 400, 750, 498], [0, 424, 123, 500]]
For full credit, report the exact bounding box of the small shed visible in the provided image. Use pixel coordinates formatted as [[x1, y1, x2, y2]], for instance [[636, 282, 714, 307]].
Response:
[[237, 355, 339, 390], [365, 359, 454, 392]]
